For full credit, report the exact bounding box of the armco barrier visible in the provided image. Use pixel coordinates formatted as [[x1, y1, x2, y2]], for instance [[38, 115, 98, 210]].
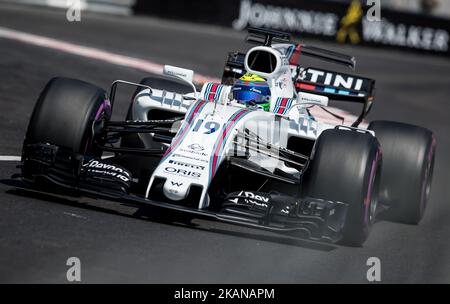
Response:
[[133, 0, 450, 57]]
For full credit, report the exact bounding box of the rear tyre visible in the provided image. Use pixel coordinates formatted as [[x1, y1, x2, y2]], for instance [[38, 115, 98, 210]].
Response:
[[22, 77, 110, 178], [302, 128, 381, 246], [368, 121, 436, 224]]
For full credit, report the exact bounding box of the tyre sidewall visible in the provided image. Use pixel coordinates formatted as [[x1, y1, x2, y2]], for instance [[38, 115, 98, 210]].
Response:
[[24, 77, 110, 155], [303, 129, 381, 246]]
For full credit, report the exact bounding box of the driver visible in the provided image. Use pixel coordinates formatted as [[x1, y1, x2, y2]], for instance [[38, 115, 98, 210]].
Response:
[[231, 74, 271, 111]]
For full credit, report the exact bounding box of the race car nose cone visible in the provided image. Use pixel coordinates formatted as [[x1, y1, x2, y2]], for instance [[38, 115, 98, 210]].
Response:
[[163, 179, 190, 201]]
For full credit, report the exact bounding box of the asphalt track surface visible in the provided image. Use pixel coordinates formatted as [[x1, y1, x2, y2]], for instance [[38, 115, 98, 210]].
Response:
[[0, 4, 450, 283]]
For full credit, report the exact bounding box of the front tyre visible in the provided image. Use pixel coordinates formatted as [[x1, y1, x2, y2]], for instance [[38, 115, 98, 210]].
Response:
[[22, 77, 110, 179], [302, 128, 381, 246]]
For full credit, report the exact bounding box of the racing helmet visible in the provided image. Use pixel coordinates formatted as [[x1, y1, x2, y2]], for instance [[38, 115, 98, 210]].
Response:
[[231, 74, 271, 111]]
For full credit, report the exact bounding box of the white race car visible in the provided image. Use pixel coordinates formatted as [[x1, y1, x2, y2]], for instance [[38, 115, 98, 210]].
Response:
[[19, 28, 436, 246]]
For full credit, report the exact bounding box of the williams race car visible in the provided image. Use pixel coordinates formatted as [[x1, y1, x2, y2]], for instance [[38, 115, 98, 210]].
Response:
[[17, 28, 436, 246]]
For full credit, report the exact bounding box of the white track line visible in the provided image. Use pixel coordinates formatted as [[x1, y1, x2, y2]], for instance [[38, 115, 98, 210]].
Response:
[[0, 26, 219, 84], [0, 156, 21, 161], [0, 154, 118, 162]]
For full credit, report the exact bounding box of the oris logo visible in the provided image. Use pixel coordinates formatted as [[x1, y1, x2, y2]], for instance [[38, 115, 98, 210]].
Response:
[[164, 167, 201, 178]]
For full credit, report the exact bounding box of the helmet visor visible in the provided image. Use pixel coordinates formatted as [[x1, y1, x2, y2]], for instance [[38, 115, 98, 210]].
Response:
[[232, 89, 267, 104]]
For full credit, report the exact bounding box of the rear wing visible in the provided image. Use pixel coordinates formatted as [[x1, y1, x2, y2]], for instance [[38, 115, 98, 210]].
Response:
[[296, 67, 375, 103], [295, 67, 375, 126]]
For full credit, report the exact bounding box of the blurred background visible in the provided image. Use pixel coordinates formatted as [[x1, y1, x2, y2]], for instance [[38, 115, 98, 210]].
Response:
[[3, 0, 449, 56], [334, 0, 450, 17], [4, 0, 450, 17]]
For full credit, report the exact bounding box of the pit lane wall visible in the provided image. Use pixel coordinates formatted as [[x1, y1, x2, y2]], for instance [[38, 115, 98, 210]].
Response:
[[134, 0, 450, 57]]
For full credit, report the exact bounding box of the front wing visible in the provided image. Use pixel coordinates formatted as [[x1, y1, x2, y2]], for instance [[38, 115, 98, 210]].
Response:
[[16, 143, 348, 243]]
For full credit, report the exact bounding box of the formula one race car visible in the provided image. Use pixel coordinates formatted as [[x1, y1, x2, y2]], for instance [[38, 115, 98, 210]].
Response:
[[17, 28, 436, 246]]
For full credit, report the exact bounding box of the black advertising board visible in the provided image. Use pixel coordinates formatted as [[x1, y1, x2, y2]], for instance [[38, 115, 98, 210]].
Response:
[[134, 0, 450, 57]]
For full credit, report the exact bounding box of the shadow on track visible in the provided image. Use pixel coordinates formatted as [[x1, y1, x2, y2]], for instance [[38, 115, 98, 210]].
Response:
[[1, 178, 337, 252]]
